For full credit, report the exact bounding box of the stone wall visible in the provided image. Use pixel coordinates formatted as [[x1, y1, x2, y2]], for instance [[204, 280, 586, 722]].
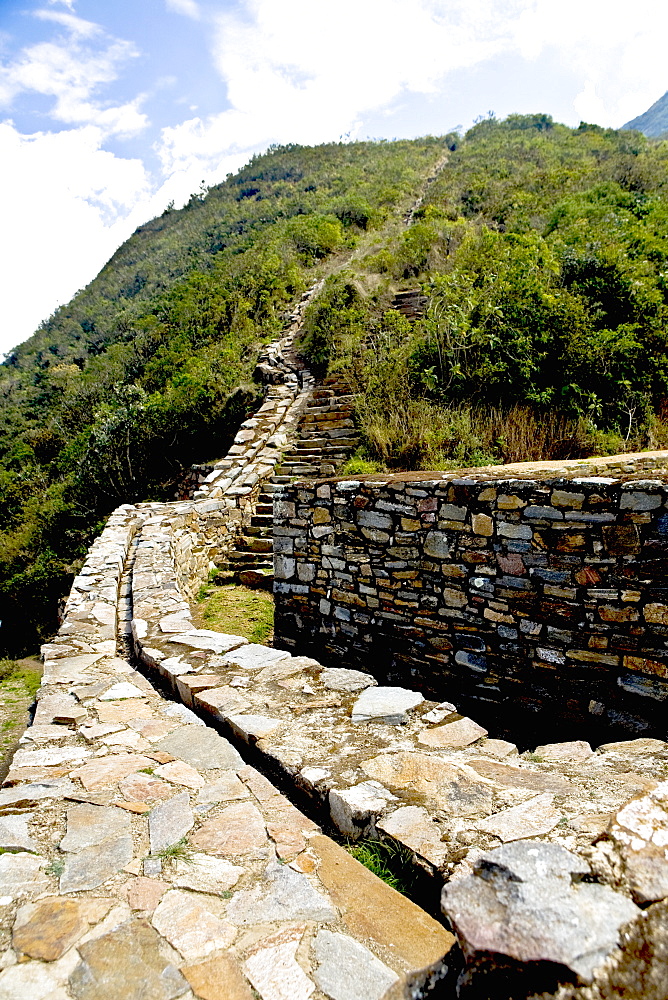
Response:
[[272, 453, 668, 745]]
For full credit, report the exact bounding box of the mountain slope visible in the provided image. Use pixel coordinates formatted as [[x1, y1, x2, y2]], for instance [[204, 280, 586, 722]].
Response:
[[0, 137, 447, 654], [622, 90, 668, 137]]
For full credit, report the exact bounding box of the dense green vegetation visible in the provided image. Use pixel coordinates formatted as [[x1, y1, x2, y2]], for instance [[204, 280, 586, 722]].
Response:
[[4, 116, 668, 656], [623, 91, 668, 138], [300, 115, 668, 470], [0, 138, 443, 654]]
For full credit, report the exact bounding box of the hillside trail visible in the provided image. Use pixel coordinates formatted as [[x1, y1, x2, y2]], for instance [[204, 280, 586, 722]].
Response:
[[313, 146, 450, 285], [195, 145, 451, 587]]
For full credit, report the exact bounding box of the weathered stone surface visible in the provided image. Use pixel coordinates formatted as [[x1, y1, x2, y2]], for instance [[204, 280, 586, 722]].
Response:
[[0, 780, 75, 811], [169, 630, 247, 654], [227, 860, 336, 924], [190, 801, 267, 856], [154, 760, 205, 789], [152, 889, 236, 961], [476, 793, 561, 843], [378, 806, 448, 867], [0, 815, 37, 853], [477, 739, 518, 758], [153, 725, 242, 770], [126, 877, 169, 912], [0, 958, 74, 1000], [149, 791, 194, 853], [321, 668, 377, 693], [362, 752, 493, 817], [442, 841, 640, 982], [597, 738, 668, 755], [96, 700, 153, 723], [195, 686, 251, 716], [418, 717, 487, 750], [12, 897, 90, 959], [244, 925, 314, 1000], [467, 758, 572, 794], [312, 835, 454, 970], [174, 853, 243, 893], [99, 682, 145, 701], [10, 746, 90, 770], [222, 644, 291, 671], [60, 835, 133, 892], [119, 772, 175, 802], [266, 805, 319, 861], [610, 780, 668, 903], [313, 929, 398, 1000], [70, 917, 188, 999], [72, 753, 155, 790], [0, 853, 49, 899], [60, 803, 131, 852], [196, 774, 249, 805], [227, 714, 283, 739], [329, 781, 397, 838], [351, 687, 424, 724], [182, 954, 254, 1000], [533, 741, 593, 763]]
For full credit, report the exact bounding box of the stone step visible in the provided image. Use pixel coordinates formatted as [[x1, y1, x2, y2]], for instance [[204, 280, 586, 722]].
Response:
[[250, 514, 273, 527], [238, 537, 273, 554], [256, 504, 273, 515]]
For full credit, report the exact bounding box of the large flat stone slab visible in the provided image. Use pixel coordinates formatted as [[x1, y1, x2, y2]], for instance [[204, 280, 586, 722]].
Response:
[[244, 925, 314, 1000], [352, 687, 424, 725], [71, 754, 156, 791], [152, 889, 236, 962], [60, 836, 134, 892], [362, 752, 492, 817], [311, 835, 454, 972], [60, 803, 131, 852], [0, 814, 38, 853], [69, 917, 188, 1000], [174, 854, 243, 893], [190, 801, 267, 857], [313, 929, 398, 1000], [12, 896, 111, 960], [0, 853, 49, 900], [476, 793, 561, 843], [182, 954, 254, 1000], [227, 861, 336, 924], [149, 791, 194, 853], [221, 645, 291, 671], [168, 630, 248, 654], [152, 726, 243, 770]]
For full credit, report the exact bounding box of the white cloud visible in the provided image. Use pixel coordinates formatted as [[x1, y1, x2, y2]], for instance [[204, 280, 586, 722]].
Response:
[[0, 9, 148, 137], [0, 121, 152, 351], [166, 0, 201, 19]]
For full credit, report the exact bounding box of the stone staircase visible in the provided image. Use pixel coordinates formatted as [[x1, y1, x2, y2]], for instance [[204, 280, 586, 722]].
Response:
[[274, 377, 360, 480], [213, 363, 360, 587]]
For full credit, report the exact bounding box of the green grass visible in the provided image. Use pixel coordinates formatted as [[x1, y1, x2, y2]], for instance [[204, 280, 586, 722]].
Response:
[[0, 658, 42, 775], [195, 583, 274, 644], [151, 837, 194, 862], [345, 839, 419, 896]]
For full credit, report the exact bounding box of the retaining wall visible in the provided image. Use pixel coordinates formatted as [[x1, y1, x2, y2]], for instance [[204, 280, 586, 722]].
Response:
[[273, 454, 668, 745]]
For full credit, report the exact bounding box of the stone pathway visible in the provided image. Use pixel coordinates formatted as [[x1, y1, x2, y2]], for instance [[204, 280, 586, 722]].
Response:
[[0, 507, 451, 1000]]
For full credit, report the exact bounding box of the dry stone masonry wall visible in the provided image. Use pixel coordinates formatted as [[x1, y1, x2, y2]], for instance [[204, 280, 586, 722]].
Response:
[[273, 454, 668, 746]]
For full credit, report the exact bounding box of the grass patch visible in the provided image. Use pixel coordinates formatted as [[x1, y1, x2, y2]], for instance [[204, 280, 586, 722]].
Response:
[[151, 838, 194, 862], [345, 839, 419, 896], [0, 657, 42, 779], [195, 584, 274, 644]]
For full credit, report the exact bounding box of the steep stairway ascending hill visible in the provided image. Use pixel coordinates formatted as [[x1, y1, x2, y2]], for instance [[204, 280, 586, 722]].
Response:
[[273, 377, 359, 480], [218, 377, 361, 588]]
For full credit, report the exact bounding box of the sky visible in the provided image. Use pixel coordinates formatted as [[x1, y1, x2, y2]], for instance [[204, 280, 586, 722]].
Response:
[[1, 0, 667, 355]]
